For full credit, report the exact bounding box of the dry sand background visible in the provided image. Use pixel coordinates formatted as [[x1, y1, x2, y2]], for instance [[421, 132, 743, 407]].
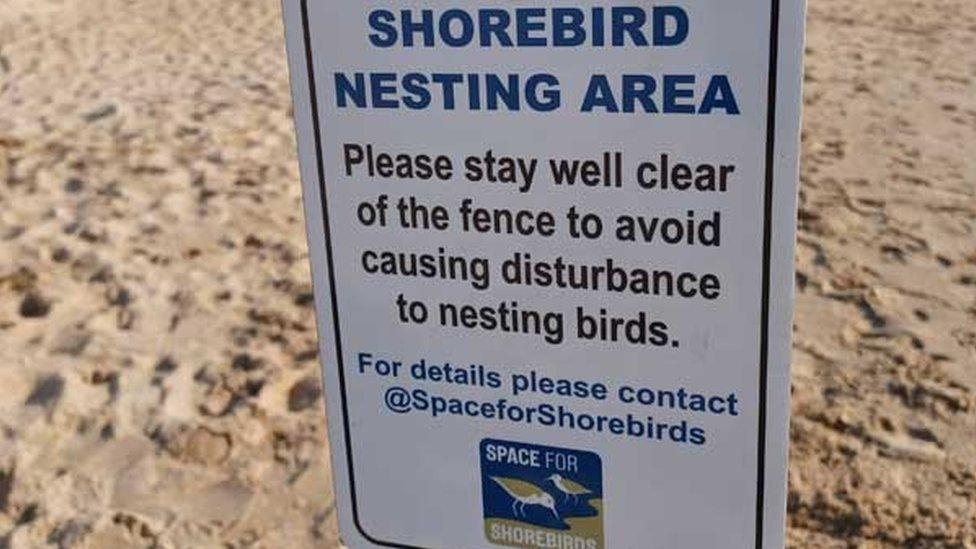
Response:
[[0, 0, 973, 547]]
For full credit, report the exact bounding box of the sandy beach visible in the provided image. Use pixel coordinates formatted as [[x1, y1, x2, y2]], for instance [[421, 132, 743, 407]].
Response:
[[0, 0, 973, 547]]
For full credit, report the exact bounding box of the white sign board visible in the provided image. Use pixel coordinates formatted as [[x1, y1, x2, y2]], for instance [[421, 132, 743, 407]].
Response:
[[282, 2, 804, 547]]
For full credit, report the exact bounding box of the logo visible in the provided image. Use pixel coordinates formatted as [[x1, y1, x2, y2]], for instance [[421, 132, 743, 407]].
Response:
[[481, 439, 603, 549]]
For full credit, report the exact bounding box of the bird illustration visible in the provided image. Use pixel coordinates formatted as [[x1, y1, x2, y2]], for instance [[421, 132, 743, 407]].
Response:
[[491, 476, 560, 521], [546, 474, 593, 505]]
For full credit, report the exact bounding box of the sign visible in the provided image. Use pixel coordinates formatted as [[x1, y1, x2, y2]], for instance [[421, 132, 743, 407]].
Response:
[[282, 2, 805, 547]]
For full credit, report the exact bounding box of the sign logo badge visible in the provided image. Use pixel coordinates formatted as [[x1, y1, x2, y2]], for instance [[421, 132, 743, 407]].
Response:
[[481, 439, 603, 549]]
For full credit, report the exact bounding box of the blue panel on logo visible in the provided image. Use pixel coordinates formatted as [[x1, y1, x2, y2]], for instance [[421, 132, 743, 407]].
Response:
[[481, 439, 604, 549]]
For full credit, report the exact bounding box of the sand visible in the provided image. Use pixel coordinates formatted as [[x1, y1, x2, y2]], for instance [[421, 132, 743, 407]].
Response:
[[0, 0, 973, 547]]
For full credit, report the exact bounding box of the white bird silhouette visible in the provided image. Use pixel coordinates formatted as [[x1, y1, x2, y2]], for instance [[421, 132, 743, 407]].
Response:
[[546, 474, 593, 505], [491, 476, 560, 521]]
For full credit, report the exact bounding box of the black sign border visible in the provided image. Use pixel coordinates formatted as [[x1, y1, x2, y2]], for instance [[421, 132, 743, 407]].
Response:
[[298, 1, 782, 546]]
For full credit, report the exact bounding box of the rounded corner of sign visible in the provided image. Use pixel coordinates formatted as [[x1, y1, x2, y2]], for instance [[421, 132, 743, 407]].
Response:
[[346, 511, 418, 549]]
